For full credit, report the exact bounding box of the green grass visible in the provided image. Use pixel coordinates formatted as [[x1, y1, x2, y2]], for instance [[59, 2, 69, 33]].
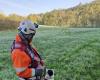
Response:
[[0, 27, 100, 80]]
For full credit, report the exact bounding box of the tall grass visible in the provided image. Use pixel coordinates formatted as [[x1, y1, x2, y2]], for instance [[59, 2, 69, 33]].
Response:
[[0, 27, 100, 80]]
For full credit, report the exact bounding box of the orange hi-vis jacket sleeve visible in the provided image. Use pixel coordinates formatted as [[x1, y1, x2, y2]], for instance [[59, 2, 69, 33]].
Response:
[[11, 34, 35, 78]]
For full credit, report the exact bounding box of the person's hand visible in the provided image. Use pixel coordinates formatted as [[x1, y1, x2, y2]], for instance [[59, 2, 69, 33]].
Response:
[[35, 66, 46, 77], [37, 64, 44, 69]]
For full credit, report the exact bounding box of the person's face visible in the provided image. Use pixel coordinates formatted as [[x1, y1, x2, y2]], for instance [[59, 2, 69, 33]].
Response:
[[25, 32, 36, 43]]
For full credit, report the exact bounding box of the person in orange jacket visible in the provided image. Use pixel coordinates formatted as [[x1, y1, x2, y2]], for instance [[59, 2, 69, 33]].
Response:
[[11, 20, 46, 80]]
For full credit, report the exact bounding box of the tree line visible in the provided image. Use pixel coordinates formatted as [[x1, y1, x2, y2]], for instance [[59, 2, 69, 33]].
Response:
[[0, 0, 100, 30]]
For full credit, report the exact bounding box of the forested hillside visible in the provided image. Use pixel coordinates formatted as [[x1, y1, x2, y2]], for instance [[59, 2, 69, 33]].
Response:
[[41, 0, 100, 27], [0, 0, 100, 30]]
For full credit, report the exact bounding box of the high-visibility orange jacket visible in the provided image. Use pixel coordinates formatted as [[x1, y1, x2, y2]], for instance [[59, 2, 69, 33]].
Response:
[[11, 34, 44, 78]]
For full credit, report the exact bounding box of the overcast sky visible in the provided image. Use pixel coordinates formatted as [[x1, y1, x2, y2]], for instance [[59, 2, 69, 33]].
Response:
[[0, 0, 94, 16]]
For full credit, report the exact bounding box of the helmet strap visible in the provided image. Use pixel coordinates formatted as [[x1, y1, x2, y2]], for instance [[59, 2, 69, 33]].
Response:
[[18, 32, 29, 45]]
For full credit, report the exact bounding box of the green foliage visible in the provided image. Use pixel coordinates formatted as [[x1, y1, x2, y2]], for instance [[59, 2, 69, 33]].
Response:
[[27, 14, 39, 23], [0, 27, 100, 80], [0, 19, 19, 31], [0, 0, 100, 30], [8, 14, 25, 21], [41, 0, 100, 27]]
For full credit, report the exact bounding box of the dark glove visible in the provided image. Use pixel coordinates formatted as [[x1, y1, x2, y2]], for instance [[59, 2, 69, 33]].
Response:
[[35, 69, 43, 76]]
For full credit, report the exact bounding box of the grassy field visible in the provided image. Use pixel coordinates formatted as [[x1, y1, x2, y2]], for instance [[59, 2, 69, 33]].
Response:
[[0, 27, 100, 80]]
